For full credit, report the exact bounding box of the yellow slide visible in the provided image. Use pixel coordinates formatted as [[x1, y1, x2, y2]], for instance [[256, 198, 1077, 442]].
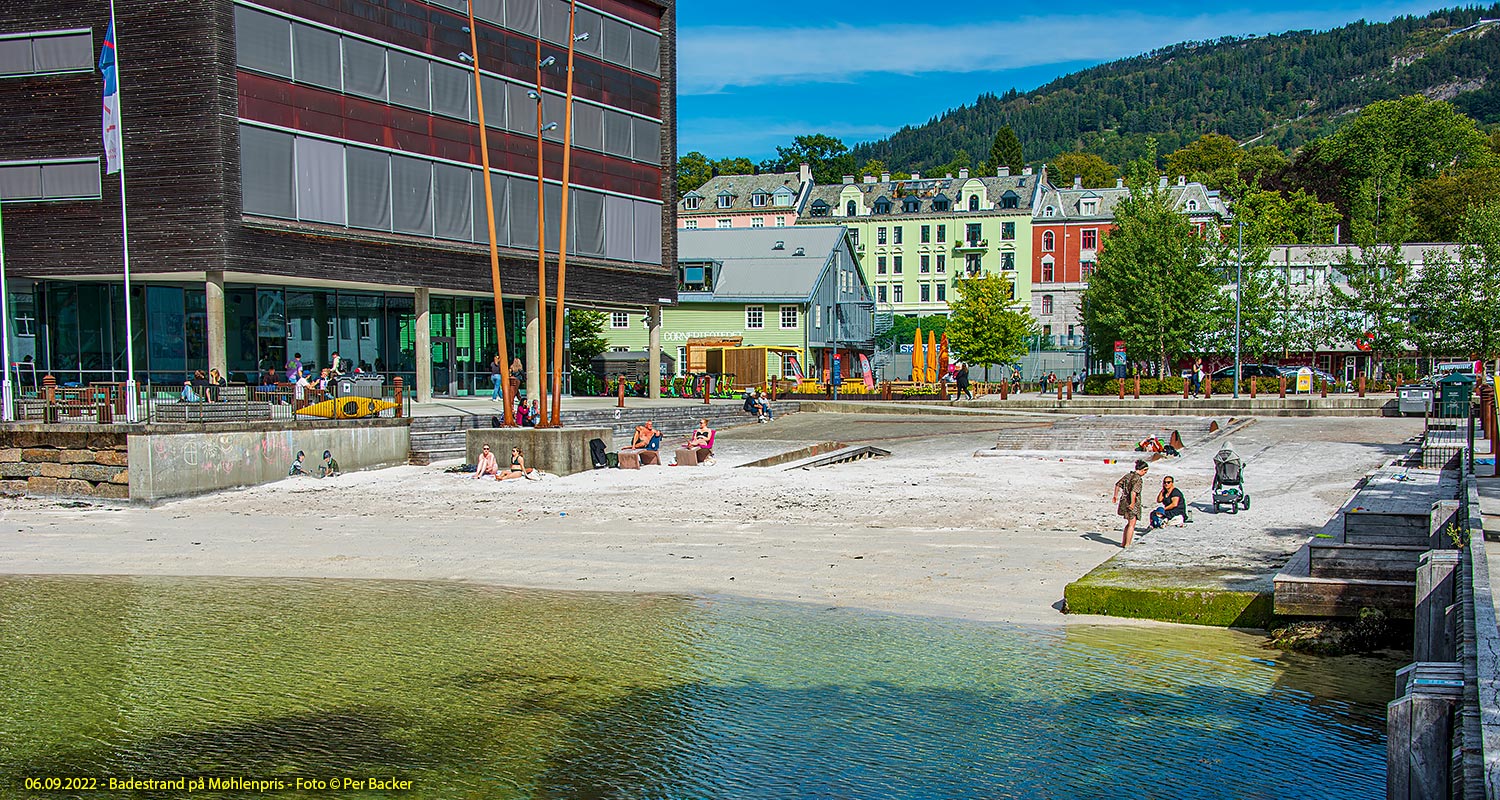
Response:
[[295, 396, 399, 419]]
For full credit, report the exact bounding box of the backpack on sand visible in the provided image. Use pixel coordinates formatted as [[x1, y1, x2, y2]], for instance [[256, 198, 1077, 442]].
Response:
[[589, 438, 608, 469]]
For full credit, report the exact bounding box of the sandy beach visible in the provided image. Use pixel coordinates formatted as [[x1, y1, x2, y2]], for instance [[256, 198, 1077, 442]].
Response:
[[0, 413, 1422, 624]]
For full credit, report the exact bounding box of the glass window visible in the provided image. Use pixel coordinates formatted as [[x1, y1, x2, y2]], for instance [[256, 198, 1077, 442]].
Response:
[[745, 305, 763, 330], [292, 23, 341, 90], [433, 163, 473, 241], [506, 83, 536, 134], [602, 17, 631, 65], [388, 51, 430, 110], [542, 92, 565, 142], [36, 162, 100, 200], [781, 306, 798, 329], [431, 62, 472, 120], [239, 125, 295, 218], [936, 283, 946, 302], [1002, 221, 1015, 241], [877, 227, 886, 245], [603, 110, 631, 158], [635, 200, 661, 264], [1042, 231, 1054, 251], [893, 256, 902, 274], [145, 285, 186, 380], [235, 8, 291, 77], [1082, 229, 1098, 250], [1042, 295, 1054, 315], [294, 136, 347, 225], [509, 175, 538, 249], [342, 37, 387, 101], [604, 195, 634, 261], [575, 8, 604, 57], [936, 254, 946, 273], [920, 255, 930, 274], [572, 188, 605, 256], [572, 101, 603, 152], [346, 146, 392, 231], [391, 155, 433, 236], [0, 38, 33, 76], [920, 284, 930, 302], [876, 256, 886, 275], [611, 311, 629, 328], [540, 0, 569, 44], [630, 28, 660, 75], [893, 227, 903, 244], [507, 0, 540, 35], [478, 171, 511, 246], [892, 284, 903, 303], [920, 225, 930, 243], [632, 118, 659, 163], [24, 32, 94, 74], [470, 0, 501, 23], [876, 285, 886, 304], [937, 224, 946, 242]]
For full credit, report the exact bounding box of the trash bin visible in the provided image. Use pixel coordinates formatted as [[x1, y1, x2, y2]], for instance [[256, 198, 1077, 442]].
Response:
[[1438, 373, 1476, 418], [1399, 384, 1434, 416], [336, 374, 385, 399]]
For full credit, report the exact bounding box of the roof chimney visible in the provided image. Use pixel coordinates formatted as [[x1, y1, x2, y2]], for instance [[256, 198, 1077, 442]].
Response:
[[997, 166, 1010, 177], [880, 172, 890, 183], [911, 172, 920, 181], [842, 175, 855, 184], [1022, 167, 1033, 176], [945, 172, 953, 179], [959, 167, 969, 179], [772, 240, 785, 250], [1158, 176, 1168, 189], [863, 175, 876, 184], [1072, 176, 1082, 190], [798, 162, 812, 183], [1115, 178, 1124, 189], [1176, 175, 1186, 186]]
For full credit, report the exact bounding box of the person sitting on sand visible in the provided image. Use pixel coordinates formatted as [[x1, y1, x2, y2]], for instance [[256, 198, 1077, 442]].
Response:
[[319, 450, 341, 478], [1148, 476, 1188, 529], [497, 447, 535, 480], [289, 450, 309, 477], [474, 444, 500, 479]]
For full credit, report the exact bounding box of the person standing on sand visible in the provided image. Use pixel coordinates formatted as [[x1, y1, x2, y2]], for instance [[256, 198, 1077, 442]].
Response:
[[1112, 459, 1149, 547]]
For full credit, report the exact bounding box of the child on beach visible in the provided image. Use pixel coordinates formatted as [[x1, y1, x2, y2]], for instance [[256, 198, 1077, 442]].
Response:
[[289, 451, 309, 477], [319, 450, 340, 478], [1112, 459, 1148, 547]]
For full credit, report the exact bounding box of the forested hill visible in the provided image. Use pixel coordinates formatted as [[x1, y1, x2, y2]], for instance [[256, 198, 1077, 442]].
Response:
[[850, 5, 1500, 172]]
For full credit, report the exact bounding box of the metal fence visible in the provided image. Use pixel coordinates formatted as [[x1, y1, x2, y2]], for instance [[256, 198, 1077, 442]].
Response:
[[1422, 398, 1475, 470], [11, 381, 411, 425]]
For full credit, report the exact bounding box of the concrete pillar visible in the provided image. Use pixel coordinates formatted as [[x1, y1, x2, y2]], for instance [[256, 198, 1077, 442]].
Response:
[[647, 304, 662, 399], [205, 270, 226, 378], [414, 288, 431, 403], [525, 296, 541, 402]]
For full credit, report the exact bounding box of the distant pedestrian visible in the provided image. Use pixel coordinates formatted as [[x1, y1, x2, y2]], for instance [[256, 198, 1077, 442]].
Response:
[[1112, 459, 1149, 547], [1191, 359, 1204, 398], [286, 353, 304, 382], [490, 355, 505, 401], [955, 363, 972, 400]]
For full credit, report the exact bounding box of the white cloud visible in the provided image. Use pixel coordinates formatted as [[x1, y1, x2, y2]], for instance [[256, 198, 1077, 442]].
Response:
[[677, 3, 1440, 94]]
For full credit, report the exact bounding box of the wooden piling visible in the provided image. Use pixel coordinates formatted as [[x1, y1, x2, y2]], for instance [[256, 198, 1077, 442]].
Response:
[[1415, 551, 1460, 663]]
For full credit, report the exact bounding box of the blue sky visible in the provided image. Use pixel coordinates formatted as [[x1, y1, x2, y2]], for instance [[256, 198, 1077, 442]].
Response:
[[675, 0, 1458, 160]]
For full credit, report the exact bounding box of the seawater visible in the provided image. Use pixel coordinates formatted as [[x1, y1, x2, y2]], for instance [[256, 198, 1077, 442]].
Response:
[[0, 576, 1396, 799]]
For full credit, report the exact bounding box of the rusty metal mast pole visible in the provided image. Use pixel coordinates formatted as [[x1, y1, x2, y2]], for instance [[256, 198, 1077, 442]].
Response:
[[533, 41, 551, 426], [549, 0, 579, 427], [465, 8, 513, 425]]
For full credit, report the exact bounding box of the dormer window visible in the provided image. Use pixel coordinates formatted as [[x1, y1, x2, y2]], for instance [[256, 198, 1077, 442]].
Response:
[[932, 193, 950, 212], [679, 263, 714, 292], [1000, 191, 1019, 210], [1186, 199, 1199, 211], [751, 191, 769, 207], [809, 200, 831, 218], [902, 197, 921, 213], [773, 186, 795, 207], [846, 200, 857, 217], [1043, 206, 1055, 217], [968, 195, 980, 211], [873, 196, 892, 214], [1081, 199, 1098, 215], [684, 197, 700, 210], [717, 191, 734, 209]]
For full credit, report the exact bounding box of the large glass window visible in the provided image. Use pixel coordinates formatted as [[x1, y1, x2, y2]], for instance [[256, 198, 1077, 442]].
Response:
[[292, 23, 341, 90], [433, 163, 473, 241], [391, 155, 434, 236], [235, 8, 291, 77], [145, 286, 187, 382], [342, 37, 387, 101], [0, 160, 101, 202], [388, 51, 430, 110], [294, 137, 347, 224], [240, 126, 295, 218], [346, 147, 392, 231], [430, 62, 473, 120]]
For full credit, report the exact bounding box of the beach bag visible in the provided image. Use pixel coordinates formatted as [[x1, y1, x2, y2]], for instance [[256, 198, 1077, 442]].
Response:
[[589, 438, 608, 469], [490, 415, 502, 428], [606, 452, 619, 469]]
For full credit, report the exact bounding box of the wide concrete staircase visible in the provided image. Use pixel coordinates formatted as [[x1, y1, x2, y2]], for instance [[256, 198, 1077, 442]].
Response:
[[989, 415, 1234, 454], [408, 401, 802, 465]]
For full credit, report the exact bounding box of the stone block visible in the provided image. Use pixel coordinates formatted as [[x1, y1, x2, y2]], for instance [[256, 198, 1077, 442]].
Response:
[[56, 479, 94, 497], [0, 479, 26, 493], [68, 464, 122, 483], [0, 448, 21, 463], [93, 482, 129, 500], [59, 449, 98, 464], [109, 469, 129, 485], [0, 462, 42, 478], [25, 476, 59, 494], [39, 463, 72, 479], [22, 448, 59, 463], [94, 450, 129, 466]]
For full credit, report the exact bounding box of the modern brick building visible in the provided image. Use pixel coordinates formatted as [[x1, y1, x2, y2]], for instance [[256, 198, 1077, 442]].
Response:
[[0, 0, 674, 399]]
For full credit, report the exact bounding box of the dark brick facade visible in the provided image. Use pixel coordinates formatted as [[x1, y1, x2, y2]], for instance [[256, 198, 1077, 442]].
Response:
[[0, 0, 675, 309]]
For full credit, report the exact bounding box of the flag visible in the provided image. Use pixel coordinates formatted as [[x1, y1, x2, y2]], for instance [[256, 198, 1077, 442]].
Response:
[[786, 354, 803, 381], [859, 354, 874, 390], [99, 22, 121, 174]]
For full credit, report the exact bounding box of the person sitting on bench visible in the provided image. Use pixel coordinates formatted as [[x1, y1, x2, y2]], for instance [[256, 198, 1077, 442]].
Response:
[[687, 419, 714, 450]]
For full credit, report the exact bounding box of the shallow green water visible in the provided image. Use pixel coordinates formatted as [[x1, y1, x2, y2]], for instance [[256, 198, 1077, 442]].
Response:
[[1, 576, 1396, 799]]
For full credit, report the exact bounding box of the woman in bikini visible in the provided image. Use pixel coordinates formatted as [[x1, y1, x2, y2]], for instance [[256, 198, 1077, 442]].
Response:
[[497, 447, 532, 480]]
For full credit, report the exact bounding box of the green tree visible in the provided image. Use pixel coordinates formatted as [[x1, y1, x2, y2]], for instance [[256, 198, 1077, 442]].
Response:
[[1047, 152, 1119, 188], [1238, 145, 1290, 189], [1328, 244, 1414, 375], [1233, 188, 1343, 245], [1164, 133, 1242, 189], [677, 151, 713, 193], [566, 309, 611, 395], [988, 126, 1025, 174], [946, 273, 1034, 369], [1318, 96, 1495, 243], [714, 156, 755, 176], [1081, 181, 1216, 372], [768, 134, 856, 184], [858, 159, 889, 179], [1415, 202, 1500, 360], [1412, 166, 1500, 242]]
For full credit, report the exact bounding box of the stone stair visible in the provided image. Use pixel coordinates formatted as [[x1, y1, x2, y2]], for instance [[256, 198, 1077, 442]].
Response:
[[408, 401, 802, 464]]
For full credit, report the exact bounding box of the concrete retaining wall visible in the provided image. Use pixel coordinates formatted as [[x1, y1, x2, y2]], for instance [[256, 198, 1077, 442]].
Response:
[[466, 427, 612, 477], [128, 421, 410, 503]]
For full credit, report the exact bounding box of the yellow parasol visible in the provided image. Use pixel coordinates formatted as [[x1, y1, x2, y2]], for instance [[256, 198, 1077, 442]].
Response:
[[938, 332, 950, 381], [912, 327, 924, 382], [927, 329, 937, 383]]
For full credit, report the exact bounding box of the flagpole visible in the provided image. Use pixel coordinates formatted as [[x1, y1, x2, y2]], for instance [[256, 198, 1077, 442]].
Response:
[[106, 0, 139, 421], [0, 201, 13, 422]]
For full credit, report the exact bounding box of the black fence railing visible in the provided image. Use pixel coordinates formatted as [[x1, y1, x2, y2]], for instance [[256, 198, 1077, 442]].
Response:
[[11, 381, 411, 425]]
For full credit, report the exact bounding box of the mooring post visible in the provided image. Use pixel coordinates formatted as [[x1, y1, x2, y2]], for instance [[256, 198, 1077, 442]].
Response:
[[1250, 377, 1257, 399], [703, 375, 712, 404], [1279, 375, 1287, 398], [1000, 380, 1008, 400], [1117, 378, 1124, 399], [1359, 374, 1367, 398], [1321, 379, 1328, 398], [1133, 375, 1140, 399], [1204, 375, 1212, 399], [769, 377, 778, 401], [1182, 379, 1189, 399], [1414, 550, 1460, 662], [1387, 675, 1460, 800], [1066, 378, 1073, 400], [617, 374, 626, 408]]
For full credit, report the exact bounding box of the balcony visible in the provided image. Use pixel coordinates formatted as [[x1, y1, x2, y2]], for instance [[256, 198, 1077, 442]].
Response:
[[952, 239, 988, 252], [854, 241, 866, 253]]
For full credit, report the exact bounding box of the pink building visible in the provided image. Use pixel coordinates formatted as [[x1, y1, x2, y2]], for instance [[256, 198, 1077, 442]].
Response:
[[678, 164, 812, 230]]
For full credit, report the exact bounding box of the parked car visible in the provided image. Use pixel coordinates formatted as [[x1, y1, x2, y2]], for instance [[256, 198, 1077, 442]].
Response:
[[1210, 364, 1283, 380], [1278, 366, 1338, 386]]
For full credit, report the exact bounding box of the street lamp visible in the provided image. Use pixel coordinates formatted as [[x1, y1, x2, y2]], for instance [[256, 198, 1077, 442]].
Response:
[[461, 13, 514, 424]]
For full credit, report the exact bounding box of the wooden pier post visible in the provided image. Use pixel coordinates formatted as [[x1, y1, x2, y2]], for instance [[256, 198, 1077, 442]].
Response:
[[1359, 374, 1367, 398], [1279, 375, 1287, 398], [999, 380, 1008, 400], [1066, 378, 1073, 400], [1414, 550, 1460, 663], [1387, 665, 1462, 800], [617, 374, 626, 408], [1117, 378, 1124, 399], [1133, 375, 1140, 399]]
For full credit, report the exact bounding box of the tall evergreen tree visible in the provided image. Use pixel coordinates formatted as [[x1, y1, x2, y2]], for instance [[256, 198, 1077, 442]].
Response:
[[989, 126, 1025, 174]]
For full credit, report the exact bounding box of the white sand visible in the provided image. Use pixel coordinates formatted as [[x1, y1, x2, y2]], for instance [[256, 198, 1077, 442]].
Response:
[[0, 414, 1421, 625]]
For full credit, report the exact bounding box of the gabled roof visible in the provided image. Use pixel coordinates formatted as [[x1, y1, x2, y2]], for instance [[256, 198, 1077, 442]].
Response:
[[801, 174, 1039, 218], [677, 226, 852, 302], [679, 170, 807, 215]]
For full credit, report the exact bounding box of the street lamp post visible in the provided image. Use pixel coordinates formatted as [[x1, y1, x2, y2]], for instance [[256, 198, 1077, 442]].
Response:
[[1234, 219, 1243, 399], [461, 15, 513, 425]]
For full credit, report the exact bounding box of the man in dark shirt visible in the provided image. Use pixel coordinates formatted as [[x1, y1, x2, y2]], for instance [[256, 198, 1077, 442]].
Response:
[[1149, 476, 1189, 530]]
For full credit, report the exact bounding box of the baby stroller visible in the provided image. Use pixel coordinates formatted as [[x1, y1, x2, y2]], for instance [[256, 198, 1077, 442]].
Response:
[[1212, 444, 1250, 514]]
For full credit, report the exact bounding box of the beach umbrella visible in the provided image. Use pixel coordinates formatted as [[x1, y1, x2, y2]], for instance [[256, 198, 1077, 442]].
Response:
[[938, 332, 950, 380], [912, 327, 924, 382], [927, 329, 937, 383]]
